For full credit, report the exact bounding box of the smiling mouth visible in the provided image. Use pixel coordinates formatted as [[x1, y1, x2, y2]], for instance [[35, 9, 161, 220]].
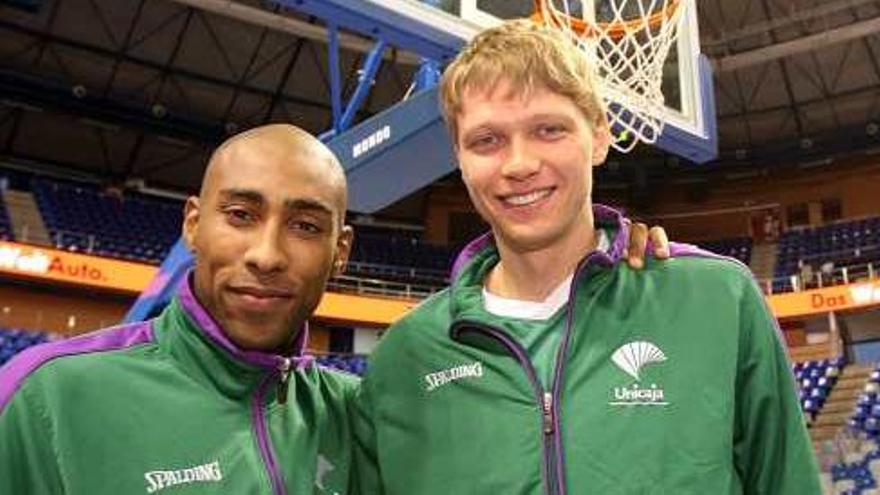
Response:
[[228, 286, 293, 304], [500, 187, 554, 207]]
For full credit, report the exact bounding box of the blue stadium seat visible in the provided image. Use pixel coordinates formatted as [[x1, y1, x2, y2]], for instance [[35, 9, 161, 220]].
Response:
[[866, 417, 880, 437], [315, 354, 369, 376], [31, 179, 182, 264], [696, 237, 753, 265], [0, 327, 50, 367], [774, 215, 880, 289], [347, 229, 454, 286]]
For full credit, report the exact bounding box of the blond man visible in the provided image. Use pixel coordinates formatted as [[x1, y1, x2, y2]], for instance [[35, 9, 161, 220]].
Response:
[[352, 20, 820, 494]]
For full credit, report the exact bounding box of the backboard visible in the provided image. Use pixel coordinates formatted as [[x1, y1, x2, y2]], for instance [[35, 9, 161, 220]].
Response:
[[371, 0, 717, 162]]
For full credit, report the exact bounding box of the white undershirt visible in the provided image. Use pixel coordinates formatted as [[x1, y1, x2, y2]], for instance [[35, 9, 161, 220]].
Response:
[[482, 230, 610, 321]]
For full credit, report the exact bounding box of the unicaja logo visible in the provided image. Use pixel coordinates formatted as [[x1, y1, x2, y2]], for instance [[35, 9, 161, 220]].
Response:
[[609, 341, 669, 407]]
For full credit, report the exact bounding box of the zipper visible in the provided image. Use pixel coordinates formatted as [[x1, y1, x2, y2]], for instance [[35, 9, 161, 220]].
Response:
[[452, 321, 558, 495], [542, 392, 554, 434], [542, 391, 557, 492], [252, 374, 289, 495], [277, 357, 291, 405], [547, 253, 602, 495], [452, 255, 598, 494], [448, 226, 615, 495]]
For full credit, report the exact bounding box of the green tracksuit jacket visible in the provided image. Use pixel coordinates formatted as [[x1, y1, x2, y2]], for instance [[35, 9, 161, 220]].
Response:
[[353, 205, 821, 495], [0, 275, 356, 495]]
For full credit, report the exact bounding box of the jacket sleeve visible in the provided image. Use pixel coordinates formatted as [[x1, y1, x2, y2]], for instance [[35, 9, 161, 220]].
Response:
[[733, 277, 822, 495], [0, 377, 66, 494], [350, 371, 385, 495]]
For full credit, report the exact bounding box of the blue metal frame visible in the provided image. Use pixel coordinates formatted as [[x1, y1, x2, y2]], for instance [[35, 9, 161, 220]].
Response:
[[271, 0, 466, 62], [339, 39, 387, 132], [325, 85, 455, 213], [656, 56, 719, 164], [414, 59, 442, 91], [123, 238, 192, 323], [320, 38, 388, 141], [328, 23, 343, 131]]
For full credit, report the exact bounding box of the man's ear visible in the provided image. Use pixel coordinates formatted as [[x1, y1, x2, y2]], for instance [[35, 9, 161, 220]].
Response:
[[591, 122, 611, 167], [182, 196, 200, 254], [332, 225, 354, 277]]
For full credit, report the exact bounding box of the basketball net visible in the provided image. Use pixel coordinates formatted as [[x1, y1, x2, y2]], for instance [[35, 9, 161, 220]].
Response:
[[535, 0, 684, 153]]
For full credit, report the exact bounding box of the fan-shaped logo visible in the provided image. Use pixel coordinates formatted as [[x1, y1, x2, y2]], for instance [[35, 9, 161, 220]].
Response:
[[611, 341, 667, 381], [609, 341, 669, 407]]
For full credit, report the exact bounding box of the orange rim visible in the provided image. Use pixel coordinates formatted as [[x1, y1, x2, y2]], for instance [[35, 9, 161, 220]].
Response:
[[532, 0, 681, 40]]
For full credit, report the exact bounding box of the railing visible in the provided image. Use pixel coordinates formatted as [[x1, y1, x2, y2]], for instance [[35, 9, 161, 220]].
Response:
[[759, 260, 879, 295], [778, 241, 880, 267], [327, 274, 443, 299], [345, 259, 448, 281], [50, 228, 97, 252], [13, 225, 111, 253]]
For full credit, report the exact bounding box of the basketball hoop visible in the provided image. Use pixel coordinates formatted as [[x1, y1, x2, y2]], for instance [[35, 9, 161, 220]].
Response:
[[533, 0, 685, 153]]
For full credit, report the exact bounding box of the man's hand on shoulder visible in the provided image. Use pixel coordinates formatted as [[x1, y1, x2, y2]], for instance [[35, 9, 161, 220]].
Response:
[[627, 222, 670, 270]]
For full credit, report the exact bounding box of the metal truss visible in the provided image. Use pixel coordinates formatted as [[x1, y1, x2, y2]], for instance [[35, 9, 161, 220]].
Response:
[[0, 0, 391, 180], [705, 0, 880, 160]]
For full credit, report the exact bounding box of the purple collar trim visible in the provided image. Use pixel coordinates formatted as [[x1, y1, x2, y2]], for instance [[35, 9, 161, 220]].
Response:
[[449, 203, 631, 280], [177, 274, 313, 371], [0, 321, 154, 411], [450, 232, 494, 280]]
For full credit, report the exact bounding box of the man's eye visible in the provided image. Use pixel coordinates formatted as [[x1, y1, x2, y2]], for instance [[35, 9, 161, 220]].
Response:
[[536, 124, 567, 139], [468, 134, 501, 150], [291, 221, 321, 234], [226, 209, 255, 224]]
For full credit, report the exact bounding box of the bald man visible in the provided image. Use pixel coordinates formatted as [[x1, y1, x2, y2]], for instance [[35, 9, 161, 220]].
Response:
[[0, 124, 357, 495]]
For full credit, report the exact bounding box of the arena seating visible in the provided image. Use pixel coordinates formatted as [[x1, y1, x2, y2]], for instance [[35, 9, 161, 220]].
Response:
[[348, 231, 454, 285], [848, 365, 880, 438], [0, 192, 13, 241], [10, 169, 880, 301], [32, 179, 182, 264], [0, 328, 50, 367], [4, 171, 453, 281], [315, 354, 368, 375], [796, 357, 844, 420], [775, 217, 880, 287], [829, 439, 880, 494], [697, 237, 753, 265]]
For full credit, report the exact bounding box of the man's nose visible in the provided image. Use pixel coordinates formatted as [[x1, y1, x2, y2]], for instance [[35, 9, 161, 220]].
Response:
[[501, 136, 540, 179], [244, 223, 288, 275]]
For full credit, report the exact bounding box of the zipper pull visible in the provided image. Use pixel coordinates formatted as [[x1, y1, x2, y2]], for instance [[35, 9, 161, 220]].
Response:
[[543, 392, 554, 434], [277, 358, 291, 405]]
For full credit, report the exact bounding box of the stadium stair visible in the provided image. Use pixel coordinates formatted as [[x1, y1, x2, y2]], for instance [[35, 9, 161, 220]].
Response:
[[4, 189, 51, 246], [813, 364, 875, 448], [749, 242, 778, 282]]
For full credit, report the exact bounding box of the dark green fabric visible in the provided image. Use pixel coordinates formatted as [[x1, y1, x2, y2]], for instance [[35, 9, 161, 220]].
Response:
[[0, 297, 357, 495], [353, 228, 821, 494]]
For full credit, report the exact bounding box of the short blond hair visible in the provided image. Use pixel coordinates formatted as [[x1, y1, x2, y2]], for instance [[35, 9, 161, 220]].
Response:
[[439, 19, 607, 144]]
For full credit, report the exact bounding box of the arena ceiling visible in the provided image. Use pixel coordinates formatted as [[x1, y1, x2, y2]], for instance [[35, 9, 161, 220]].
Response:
[[0, 0, 879, 206]]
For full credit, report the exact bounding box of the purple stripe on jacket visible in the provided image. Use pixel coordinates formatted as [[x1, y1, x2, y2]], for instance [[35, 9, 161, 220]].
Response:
[[176, 275, 312, 370], [0, 321, 154, 411]]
